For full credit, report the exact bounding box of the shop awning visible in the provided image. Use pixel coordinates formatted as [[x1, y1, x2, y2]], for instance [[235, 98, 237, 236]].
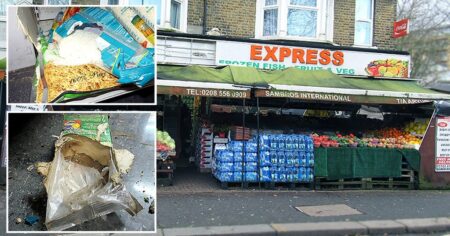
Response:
[[158, 65, 450, 104]]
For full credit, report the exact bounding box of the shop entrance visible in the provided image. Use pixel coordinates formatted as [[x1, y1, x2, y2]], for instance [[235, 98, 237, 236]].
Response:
[[157, 92, 432, 191]]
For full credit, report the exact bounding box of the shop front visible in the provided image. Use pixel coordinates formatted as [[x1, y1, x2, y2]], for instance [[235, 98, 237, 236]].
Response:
[[156, 32, 450, 190]]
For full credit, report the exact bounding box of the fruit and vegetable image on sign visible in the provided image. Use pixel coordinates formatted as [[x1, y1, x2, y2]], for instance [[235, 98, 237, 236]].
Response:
[[215, 41, 411, 79], [366, 59, 409, 78], [435, 117, 450, 172]]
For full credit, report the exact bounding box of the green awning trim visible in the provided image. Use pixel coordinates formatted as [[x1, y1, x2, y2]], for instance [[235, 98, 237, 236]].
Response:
[[158, 65, 443, 95], [0, 58, 6, 70]]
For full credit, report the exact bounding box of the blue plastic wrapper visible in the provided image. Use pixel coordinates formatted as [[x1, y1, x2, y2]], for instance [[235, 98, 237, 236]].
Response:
[[278, 136, 286, 150], [245, 141, 258, 153], [233, 172, 242, 182], [260, 166, 271, 182], [270, 135, 278, 150], [299, 135, 305, 150], [234, 162, 257, 172], [215, 171, 234, 182], [306, 167, 314, 182], [308, 152, 315, 167], [244, 152, 257, 162], [259, 151, 271, 167], [259, 134, 270, 150], [277, 151, 286, 166], [285, 151, 295, 167], [245, 172, 258, 182], [216, 150, 234, 162], [277, 166, 287, 182], [216, 162, 234, 172], [299, 151, 307, 166], [245, 162, 258, 172], [270, 151, 278, 166], [298, 167, 307, 182], [229, 141, 244, 152], [233, 152, 243, 162], [285, 135, 294, 150]]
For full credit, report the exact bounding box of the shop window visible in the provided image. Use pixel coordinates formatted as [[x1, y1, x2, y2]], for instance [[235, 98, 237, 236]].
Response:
[[256, 0, 334, 42], [354, 0, 373, 46], [101, 0, 187, 32]]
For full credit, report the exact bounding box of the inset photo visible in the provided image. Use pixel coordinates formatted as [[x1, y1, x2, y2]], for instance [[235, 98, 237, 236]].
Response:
[[7, 5, 156, 104], [7, 112, 156, 232]]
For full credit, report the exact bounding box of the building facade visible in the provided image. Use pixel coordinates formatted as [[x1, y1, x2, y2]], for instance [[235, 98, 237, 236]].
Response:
[[69, 0, 398, 50]]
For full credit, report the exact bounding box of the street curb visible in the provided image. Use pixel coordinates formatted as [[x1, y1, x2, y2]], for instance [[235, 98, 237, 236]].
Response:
[[396, 217, 450, 233], [159, 217, 450, 235], [162, 224, 276, 236], [271, 221, 367, 236]]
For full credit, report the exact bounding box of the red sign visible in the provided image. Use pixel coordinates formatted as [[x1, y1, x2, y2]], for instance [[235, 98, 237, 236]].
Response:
[[393, 19, 409, 38], [438, 122, 448, 128]]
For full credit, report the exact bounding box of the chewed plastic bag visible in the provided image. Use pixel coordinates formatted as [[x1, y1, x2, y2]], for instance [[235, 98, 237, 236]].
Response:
[[43, 134, 142, 231]]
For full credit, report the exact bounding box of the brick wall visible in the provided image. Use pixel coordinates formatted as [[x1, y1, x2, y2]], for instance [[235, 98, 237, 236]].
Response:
[[333, 0, 355, 47], [187, 0, 397, 50], [187, 0, 257, 38], [373, 0, 397, 50], [333, 0, 396, 50]]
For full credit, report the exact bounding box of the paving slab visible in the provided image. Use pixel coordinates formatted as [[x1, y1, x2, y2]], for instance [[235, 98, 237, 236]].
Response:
[[295, 204, 362, 217], [271, 221, 367, 236], [163, 224, 276, 236], [359, 220, 406, 234], [396, 217, 450, 233]]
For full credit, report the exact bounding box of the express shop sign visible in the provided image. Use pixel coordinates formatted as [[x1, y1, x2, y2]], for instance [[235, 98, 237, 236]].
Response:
[[216, 41, 411, 79]]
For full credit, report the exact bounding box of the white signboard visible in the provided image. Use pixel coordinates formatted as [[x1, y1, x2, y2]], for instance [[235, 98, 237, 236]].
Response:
[[10, 105, 46, 112], [216, 41, 411, 79], [436, 117, 450, 172]]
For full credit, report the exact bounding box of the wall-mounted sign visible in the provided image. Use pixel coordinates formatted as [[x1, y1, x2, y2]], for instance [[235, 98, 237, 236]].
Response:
[[393, 19, 409, 38], [158, 85, 250, 99], [436, 116, 450, 172], [216, 41, 411, 79], [255, 89, 431, 105]]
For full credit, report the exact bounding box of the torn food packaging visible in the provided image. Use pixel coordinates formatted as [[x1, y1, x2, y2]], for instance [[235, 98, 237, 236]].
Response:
[[43, 133, 142, 231]]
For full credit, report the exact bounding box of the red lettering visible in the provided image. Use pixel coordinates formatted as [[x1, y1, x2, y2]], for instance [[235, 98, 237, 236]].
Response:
[[279, 47, 291, 62], [250, 45, 263, 60], [292, 49, 305, 63], [306, 49, 318, 64], [264, 46, 278, 61], [332, 51, 344, 66], [318, 50, 331, 65]]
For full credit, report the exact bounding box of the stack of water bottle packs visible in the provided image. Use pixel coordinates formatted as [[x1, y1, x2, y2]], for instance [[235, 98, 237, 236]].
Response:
[[259, 134, 314, 183], [213, 133, 315, 183], [213, 140, 259, 182]]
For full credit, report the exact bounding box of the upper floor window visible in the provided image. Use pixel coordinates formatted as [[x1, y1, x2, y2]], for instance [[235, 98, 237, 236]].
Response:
[[256, 0, 334, 42], [354, 0, 373, 46], [101, 0, 187, 32]]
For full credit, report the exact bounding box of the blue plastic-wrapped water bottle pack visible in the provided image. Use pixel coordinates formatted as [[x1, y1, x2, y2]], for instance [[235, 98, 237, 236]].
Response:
[[214, 134, 314, 183]]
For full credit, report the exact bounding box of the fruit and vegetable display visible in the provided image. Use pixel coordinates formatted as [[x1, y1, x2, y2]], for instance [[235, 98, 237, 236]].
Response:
[[312, 120, 428, 149], [366, 59, 408, 78], [157, 130, 176, 152], [213, 134, 314, 183]]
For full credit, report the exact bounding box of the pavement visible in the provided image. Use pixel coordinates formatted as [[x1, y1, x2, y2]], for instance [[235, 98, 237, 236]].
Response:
[[155, 167, 450, 235], [156, 190, 450, 235]]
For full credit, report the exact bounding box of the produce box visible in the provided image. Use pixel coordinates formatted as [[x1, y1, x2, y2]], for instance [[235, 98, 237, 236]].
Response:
[[62, 114, 112, 147], [15, 6, 155, 103]]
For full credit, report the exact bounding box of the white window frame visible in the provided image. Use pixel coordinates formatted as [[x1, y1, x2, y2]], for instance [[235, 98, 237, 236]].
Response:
[[353, 0, 374, 47], [101, 0, 188, 32], [255, 0, 334, 42]]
